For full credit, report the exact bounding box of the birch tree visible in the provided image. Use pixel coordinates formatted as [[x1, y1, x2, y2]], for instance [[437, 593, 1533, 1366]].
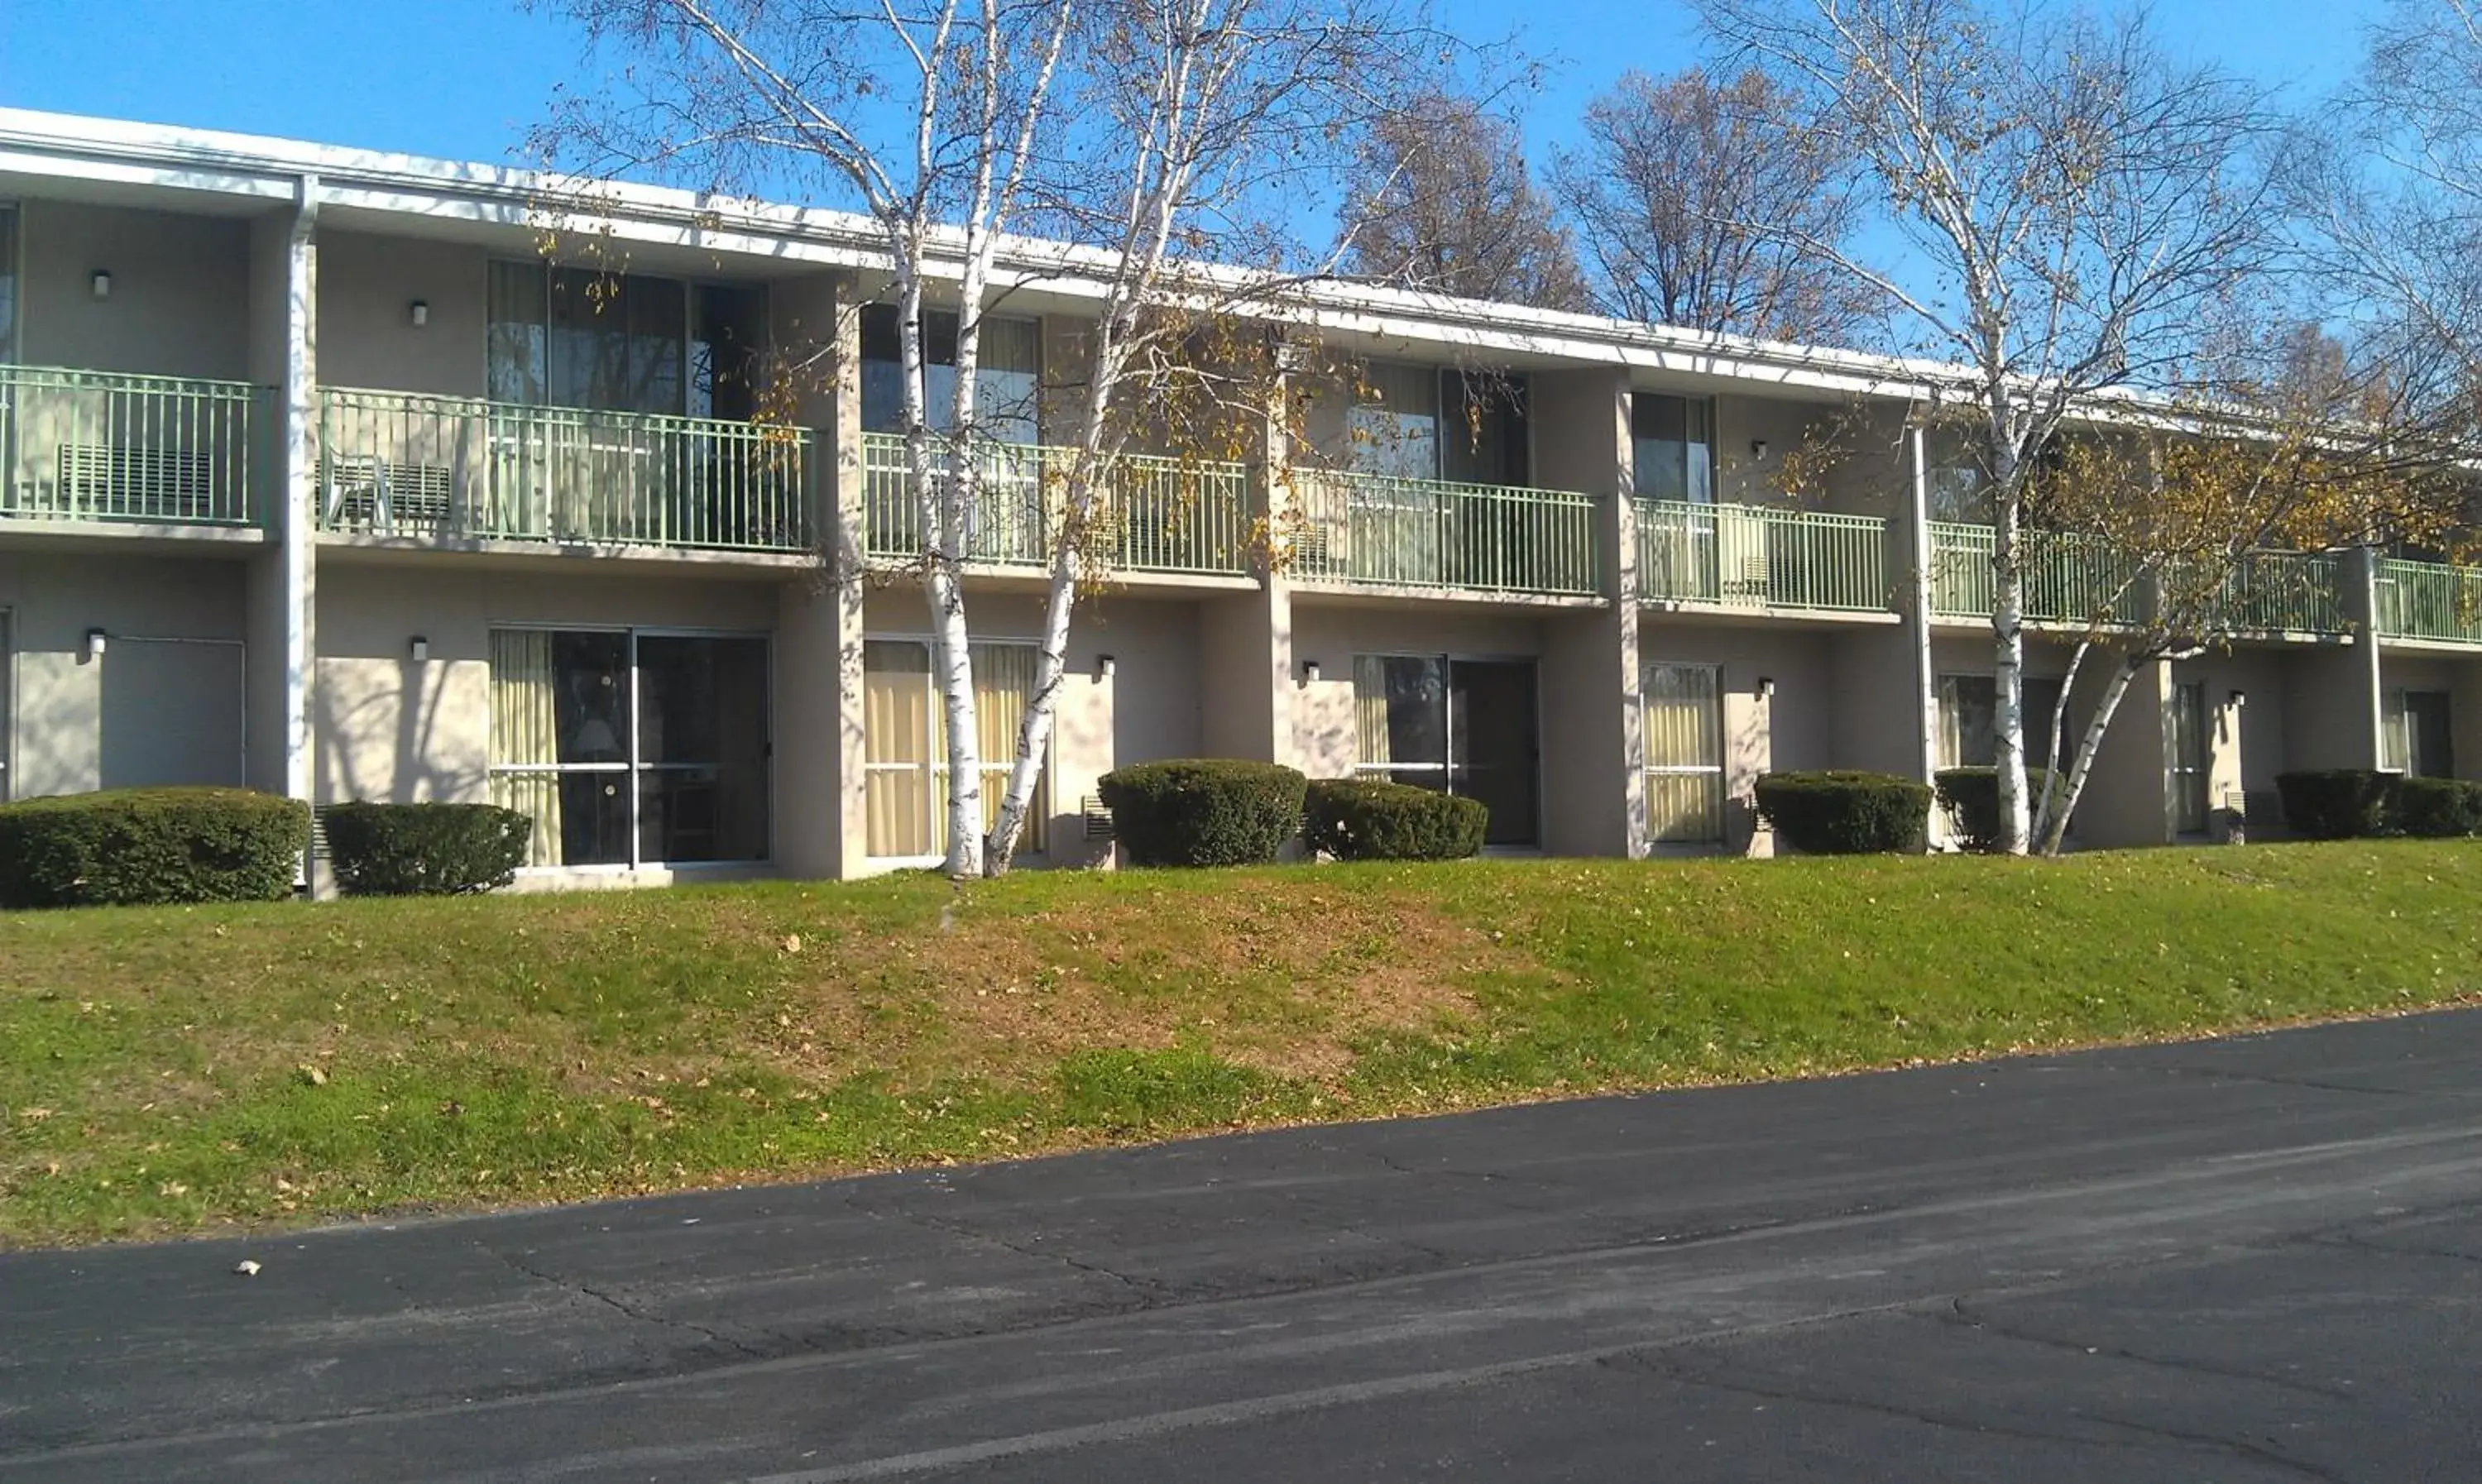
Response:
[[1699, 0, 2287, 852], [2005, 333, 2475, 854], [537, 0, 1453, 876]]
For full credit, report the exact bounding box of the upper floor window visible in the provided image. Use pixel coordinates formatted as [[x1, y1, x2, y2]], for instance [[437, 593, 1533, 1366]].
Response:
[[859, 304, 1041, 443], [1634, 393, 1712, 505], [0, 203, 17, 361], [1349, 364, 1529, 485], [486, 262, 767, 419]]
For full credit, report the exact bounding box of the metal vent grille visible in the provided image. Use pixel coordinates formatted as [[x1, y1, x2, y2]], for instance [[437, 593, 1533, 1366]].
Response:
[[1081, 795, 1115, 841], [58, 443, 217, 518], [322, 456, 457, 532]]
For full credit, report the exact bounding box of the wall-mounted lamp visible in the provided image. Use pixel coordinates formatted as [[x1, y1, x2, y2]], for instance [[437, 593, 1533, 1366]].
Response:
[[410, 635, 430, 663], [1756, 675, 1777, 700], [84, 628, 108, 660], [1750, 439, 1770, 460], [2229, 688, 2247, 711], [1301, 658, 1323, 685], [1095, 653, 1116, 680], [409, 299, 430, 328], [89, 270, 112, 300]]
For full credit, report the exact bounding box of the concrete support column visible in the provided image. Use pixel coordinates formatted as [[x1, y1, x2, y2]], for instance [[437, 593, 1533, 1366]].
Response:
[[770, 270, 867, 878], [1532, 367, 1640, 857], [2345, 545, 2387, 770], [243, 178, 316, 807], [1902, 424, 1938, 786]]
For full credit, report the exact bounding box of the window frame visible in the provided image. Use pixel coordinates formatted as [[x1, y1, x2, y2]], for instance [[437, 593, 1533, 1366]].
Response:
[[1632, 390, 1716, 506], [484, 261, 769, 419], [857, 304, 1044, 442], [2170, 680, 2210, 835], [486, 623, 775, 871]]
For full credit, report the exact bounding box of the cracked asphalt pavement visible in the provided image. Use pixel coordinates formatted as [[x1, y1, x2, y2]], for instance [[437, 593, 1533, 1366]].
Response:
[[7, 1008, 2482, 1481]]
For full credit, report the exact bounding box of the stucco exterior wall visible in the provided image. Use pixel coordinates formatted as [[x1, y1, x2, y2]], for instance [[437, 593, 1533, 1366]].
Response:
[[16, 200, 252, 380], [2282, 642, 2380, 772], [315, 230, 491, 397], [2381, 651, 2482, 781], [314, 564, 784, 810], [2, 552, 252, 797]]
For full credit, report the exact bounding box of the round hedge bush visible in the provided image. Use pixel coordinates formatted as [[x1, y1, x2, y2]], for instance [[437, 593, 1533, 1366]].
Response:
[[1097, 759, 1307, 867], [0, 787, 309, 908], [2275, 769, 2398, 840], [1302, 777, 1488, 861], [1753, 770, 1931, 854], [2392, 776, 2482, 838], [1933, 766, 2065, 853], [322, 802, 534, 895]]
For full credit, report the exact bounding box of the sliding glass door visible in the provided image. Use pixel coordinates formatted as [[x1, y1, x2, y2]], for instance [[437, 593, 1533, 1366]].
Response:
[[1353, 653, 1540, 847], [488, 627, 770, 869]]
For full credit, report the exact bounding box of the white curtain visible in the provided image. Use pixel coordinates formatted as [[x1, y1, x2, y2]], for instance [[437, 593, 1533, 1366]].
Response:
[[1643, 663, 1723, 843], [489, 630, 564, 867], [863, 639, 1047, 857]]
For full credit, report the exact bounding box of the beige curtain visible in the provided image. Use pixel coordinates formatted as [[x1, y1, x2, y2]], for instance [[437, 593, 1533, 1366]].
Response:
[[488, 630, 563, 867], [1354, 655, 1392, 768], [864, 640, 934, 857], [862, 639, 1048, 857], [2381, 689, 2411, 773], [1643, 663, 1722, 844]]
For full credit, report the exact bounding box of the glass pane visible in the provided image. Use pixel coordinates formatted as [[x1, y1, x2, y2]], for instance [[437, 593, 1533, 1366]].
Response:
[[1938, 675, 1997, 769], [1633, 393, 1711, 504], [486, 261, 548, 405], [2382, 690, 2411, 773], [1642, 663, 1720, 768], [2410, 692, 2456, 779], [1646, 772, 1723, 844], [1357, 656, 1447, 768], [691, 285, 768, 422], [867, 768, 934, 857], [1349, 363, 1440, 478], [547, 268, 686, 414], [1451, 660, 1539, 846], [636, 636, 770, 862], [1441, 373, 1528, 486], [558, 771, 632, 865], [552, 631, 630, 766], [973, 316, 1042, 445]]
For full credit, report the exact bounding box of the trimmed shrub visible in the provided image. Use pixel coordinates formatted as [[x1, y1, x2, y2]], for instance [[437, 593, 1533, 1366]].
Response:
[[2393, 777, 2482, 839], [322, 802, 533, 896], [2275, 770, 2398, 840], [1302, 778, 1488, 861], [1098, 759, 1308, 867], [0, 787, 309, 909], [1934, 766, 2066, 854], [1753, 770, 1932, 855]]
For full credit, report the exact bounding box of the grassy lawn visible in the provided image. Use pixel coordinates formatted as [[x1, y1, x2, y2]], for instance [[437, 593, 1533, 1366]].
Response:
[[2, 840, 2477, 1247]]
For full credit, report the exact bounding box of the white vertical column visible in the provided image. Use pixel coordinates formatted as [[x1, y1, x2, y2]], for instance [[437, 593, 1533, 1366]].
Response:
[[1905, 423, 1938, 785]]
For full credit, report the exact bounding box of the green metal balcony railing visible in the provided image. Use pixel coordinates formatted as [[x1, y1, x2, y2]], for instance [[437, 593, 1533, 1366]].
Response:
[[2212, 549, 2347, 635], [0, 365, 267, 527], [315, 389, 815, 553], [2377, 557, 2482, 644], [860, 430, 1251, 576], [1635, 499, 1889, 614], [1928, 522, 2144, 625], [1291, 469, 1601, 596]]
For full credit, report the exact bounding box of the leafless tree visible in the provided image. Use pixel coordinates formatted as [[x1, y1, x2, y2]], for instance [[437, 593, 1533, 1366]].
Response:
[[1700, 0, 2288, 852], [535, 0, 1455, 875], [1340, 91, 1589, 309], [1551, 67, 1877, 342]]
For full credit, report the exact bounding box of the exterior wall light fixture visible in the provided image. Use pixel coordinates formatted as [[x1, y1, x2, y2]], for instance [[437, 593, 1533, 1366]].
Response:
[[1095, 653, 1115, 680], [1301, 658, 1323, 685], [410, 636, 430, 663], [1756, 675, 1776, 700], [84, 628, 108, 659], [410, 299, 429, 328], [90, 270, 112, 299], [2230, 689, 2247, 710]]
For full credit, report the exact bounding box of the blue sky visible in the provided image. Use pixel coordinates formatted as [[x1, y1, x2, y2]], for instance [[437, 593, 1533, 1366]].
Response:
[[0, 0, 2388, 182]]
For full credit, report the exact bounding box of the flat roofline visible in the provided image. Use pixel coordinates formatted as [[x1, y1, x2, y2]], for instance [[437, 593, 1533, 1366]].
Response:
[[0, 106, 2186, 418]]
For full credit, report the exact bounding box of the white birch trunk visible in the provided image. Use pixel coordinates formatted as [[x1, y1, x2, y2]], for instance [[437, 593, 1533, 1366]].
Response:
[[1988, 417, 2032, 855], [2031, 636, 2091, 845], [2040, 654, 2146, 856]]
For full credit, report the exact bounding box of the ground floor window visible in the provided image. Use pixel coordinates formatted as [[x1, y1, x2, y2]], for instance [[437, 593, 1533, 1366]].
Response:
[[1938, 673, 2066, 771], [1643, 661, 1723, 844], [2171, 681, 2209, 835], [863, 639, 1047, 859], [1352, 653, 1540, 846], [488, 628, 770, 869], [2384, 689, 2456, 779]]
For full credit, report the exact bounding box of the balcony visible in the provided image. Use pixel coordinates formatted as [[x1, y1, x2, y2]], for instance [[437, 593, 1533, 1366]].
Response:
[[2377, 557, 2482, 644], [1636, 500, 1889, 615], [2211, 549, 2347, 635], [1290, 469, 1601, 597], [1928, 523, 2143, 626], [0, 365, 266, 529], [860, 430, 1251, 577], [315, 390, 815, 553]]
